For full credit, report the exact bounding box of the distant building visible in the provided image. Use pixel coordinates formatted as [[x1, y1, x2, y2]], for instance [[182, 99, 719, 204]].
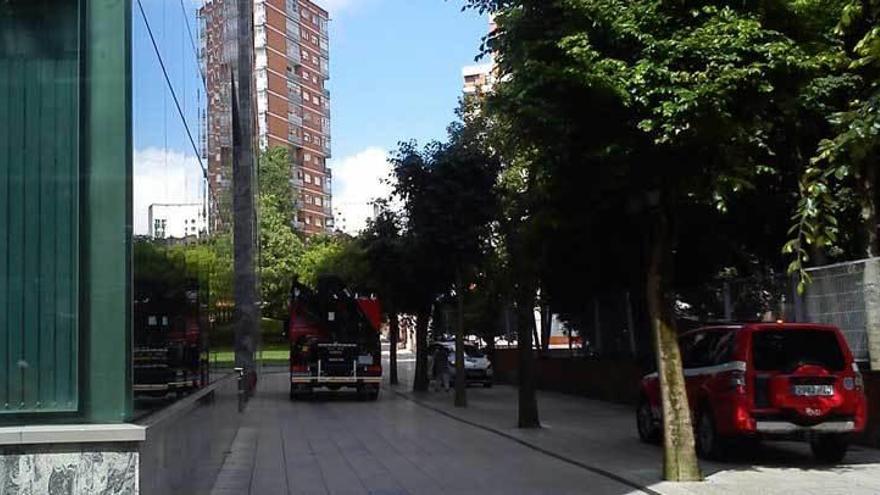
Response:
[[148, 203, 207, 240], [200, 0, 334, 235], [462, 63, 495, 97], [462, 16, 498, 97]]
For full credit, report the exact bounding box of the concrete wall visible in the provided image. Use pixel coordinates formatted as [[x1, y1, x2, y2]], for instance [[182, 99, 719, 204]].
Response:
[[0, 444, 138, 494], [138, 373, 241, 495], [491, 349, 643, 405]]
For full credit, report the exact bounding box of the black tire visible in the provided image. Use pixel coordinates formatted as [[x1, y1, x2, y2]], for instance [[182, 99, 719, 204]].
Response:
[[368, 390, 379, 401], [636, 398, 660, 444], [696, 409, 725, 460], [810, 434, 849, 463]]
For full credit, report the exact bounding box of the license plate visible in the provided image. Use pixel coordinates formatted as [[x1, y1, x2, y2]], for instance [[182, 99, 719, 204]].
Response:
[[792, 384, 834, 397]]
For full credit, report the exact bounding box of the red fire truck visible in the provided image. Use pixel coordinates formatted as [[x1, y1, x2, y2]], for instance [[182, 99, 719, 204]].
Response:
[[287, 277, 383, 400]]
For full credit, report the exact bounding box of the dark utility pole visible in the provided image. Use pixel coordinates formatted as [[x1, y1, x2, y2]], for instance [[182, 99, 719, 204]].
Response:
[[233, 0, 258, 394]]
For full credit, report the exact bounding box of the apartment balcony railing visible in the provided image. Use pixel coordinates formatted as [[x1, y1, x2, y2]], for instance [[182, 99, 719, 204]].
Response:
[[323, 205, 332, 215], [290, 133, 303, 146], [286, 0, 299, 16], [323, 88, 330, 98], [289, 113, 303, 128], [293, 219, 305, 230], [288, 48, 301, 65], [286, 23, 300, 42], [289, 91, 303, 105], [323, 181, 331, 194]]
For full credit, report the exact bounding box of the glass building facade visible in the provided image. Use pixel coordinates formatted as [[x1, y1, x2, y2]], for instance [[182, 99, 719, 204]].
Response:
[[0, 0, 132, 424]]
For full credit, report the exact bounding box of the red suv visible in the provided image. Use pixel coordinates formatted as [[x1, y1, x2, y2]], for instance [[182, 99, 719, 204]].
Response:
[[637, 323, 867, 462]]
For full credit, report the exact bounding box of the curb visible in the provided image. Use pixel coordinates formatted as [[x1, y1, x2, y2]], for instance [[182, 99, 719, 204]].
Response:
[[386, 385, 661, 495]]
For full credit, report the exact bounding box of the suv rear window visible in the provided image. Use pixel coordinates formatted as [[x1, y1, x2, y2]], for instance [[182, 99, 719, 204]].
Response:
[[751, 330, 845, 372]]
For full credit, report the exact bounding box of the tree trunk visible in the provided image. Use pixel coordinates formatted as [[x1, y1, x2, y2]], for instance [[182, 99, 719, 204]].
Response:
[[541, 305, 552, 352], [413, 307, 431, 392], [647, 210, 701, 481], [515, 285, 540, 428], [389, 312, 399, 386], [455, 273, 467, 407]]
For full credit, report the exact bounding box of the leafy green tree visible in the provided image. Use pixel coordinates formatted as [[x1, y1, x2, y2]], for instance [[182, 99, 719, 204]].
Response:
[[359, 206, 410, 385], [466, 0, 842, 479], [295, 234, 363, 288], [389, 126, 500, 404], [258, 147, 305, 319], [788, 0, 880, 282]]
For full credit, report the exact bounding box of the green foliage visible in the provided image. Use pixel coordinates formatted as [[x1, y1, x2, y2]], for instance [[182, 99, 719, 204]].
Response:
[[258, 147, 304, 318], [295, 234, 356, 288], [787, 0, 880, 282], [390, 117, 501, 306]]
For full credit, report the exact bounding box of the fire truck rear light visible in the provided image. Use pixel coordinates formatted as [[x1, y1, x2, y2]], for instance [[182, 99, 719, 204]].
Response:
[[291, 364, 308, 373], [367, 365, 381, 375]]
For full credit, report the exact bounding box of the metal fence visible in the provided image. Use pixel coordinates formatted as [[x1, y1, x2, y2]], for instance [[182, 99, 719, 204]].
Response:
[[805, 258, 880, 367], [557, 257, 880, 369], [674, 257, 880, 367]]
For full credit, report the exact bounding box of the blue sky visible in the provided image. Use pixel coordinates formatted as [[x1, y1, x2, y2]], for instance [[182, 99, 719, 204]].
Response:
[[132, 0, 489, 234]]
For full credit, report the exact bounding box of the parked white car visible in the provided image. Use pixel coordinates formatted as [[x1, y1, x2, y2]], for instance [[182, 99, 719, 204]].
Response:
[[427, 341, 493, 387]]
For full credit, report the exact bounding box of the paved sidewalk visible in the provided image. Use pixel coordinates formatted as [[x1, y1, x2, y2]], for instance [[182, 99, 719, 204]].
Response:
[[389, 349, 880, 495], [210, 371, 644, 494]]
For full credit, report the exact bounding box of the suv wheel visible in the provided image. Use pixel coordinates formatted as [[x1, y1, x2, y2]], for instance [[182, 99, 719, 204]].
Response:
[[696, 410, 724, 460], [636, 398, 660, 443], [810, 434, 849, 463]]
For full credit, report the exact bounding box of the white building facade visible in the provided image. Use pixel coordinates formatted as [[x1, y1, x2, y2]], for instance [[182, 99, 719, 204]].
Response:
[[148, 203, 207, 240]]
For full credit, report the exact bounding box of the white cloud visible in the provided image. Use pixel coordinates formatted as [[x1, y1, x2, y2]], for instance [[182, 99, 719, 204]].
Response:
[[330, 147, 394, 234], [133, 148, 205, 236]]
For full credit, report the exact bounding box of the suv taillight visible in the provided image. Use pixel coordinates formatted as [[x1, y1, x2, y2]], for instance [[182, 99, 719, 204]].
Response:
[[728, 370, 746, 394], [846, 363, 864, 391]]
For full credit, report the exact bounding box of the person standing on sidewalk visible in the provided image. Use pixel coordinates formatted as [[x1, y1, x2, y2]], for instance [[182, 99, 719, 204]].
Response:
[[432, 345, 452, 392]]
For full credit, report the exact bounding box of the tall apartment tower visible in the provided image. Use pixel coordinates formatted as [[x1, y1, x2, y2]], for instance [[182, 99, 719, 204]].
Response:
[[462, 16, 498, 98], [201, 0, 334, 235]]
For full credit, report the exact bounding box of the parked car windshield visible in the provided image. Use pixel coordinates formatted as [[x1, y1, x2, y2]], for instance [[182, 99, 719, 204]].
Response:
[[752, 329, 846, 372], [465, 345, 485, 358]]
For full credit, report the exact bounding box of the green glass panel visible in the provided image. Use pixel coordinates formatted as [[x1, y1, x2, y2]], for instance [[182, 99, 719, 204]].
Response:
[[0, 0, 80, 414]]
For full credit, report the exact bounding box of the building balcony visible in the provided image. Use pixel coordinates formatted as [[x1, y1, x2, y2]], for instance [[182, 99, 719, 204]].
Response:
[[289, 91, 303, 105], [290, 134, 303, 146], [286, 25, 300, 42], [293, 219, 304, 230], [288, 49, 301, 65], [289, 113, 303, 128], [322, 205, 332, 215]]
